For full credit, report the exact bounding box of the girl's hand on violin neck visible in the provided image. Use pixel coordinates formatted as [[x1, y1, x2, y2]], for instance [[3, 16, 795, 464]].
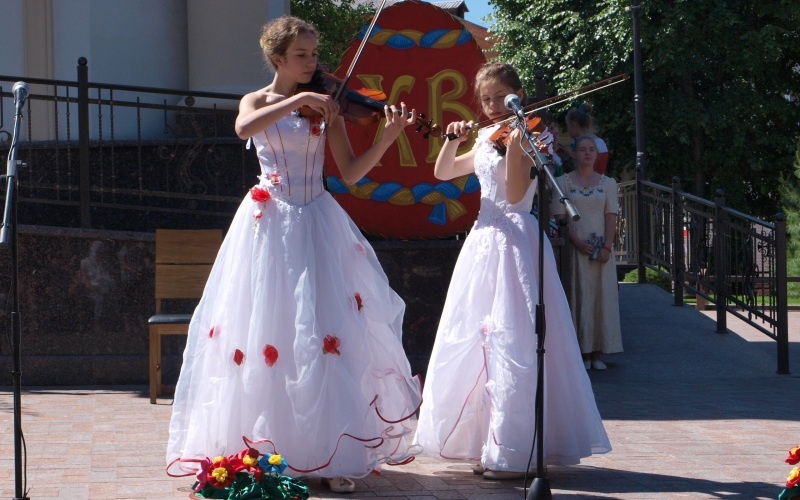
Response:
[[298, 91, 339, 125], [381, 102, 417, 141]]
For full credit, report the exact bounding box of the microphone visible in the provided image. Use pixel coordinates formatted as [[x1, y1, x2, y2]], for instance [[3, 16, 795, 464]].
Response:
[[12, 81, 29, 111], [504, 94, 526, 122]]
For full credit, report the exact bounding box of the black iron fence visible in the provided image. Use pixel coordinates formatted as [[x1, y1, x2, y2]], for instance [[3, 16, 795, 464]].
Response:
[[1, 57, 254, 232], [1, 59, 791, 373], [620, 175, 790, 374]]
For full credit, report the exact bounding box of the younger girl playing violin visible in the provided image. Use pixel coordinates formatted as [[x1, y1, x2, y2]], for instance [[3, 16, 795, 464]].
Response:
[[167, 16, 422, 494], [413, 62, 610, 479]]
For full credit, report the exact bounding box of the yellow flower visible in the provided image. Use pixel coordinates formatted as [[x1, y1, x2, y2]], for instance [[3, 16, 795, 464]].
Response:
[[268, 454, 283, 466], [211, 466, 230, 483]]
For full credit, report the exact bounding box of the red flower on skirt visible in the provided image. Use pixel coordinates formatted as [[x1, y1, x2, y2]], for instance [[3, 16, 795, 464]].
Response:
[[354, 292, 363, 311], [322, 335, 341, 356], [250, 186, 271, 203], [263, 344, 279, 367], [233, 349, 245, 366]]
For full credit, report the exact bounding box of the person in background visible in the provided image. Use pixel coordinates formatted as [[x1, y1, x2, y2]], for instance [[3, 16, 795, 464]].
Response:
[[563, 103, 609, 175], [414, 62, 611, 480], [551, 135, 623, 370]]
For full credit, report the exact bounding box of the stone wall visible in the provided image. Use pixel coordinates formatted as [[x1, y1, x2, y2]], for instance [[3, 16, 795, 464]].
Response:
[[0, 225, 565, 386]]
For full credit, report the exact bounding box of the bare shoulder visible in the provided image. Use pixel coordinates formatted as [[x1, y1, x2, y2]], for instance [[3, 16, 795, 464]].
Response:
[[241, 86, 285, 109]]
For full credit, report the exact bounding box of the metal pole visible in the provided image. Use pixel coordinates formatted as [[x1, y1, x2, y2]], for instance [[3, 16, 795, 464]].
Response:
[[672, 177, 684, 306], [631, 0, 648, 283], [775, 213, 789, 374], [714, 190, 727, 334], [631, 0, 647, 179], [78, 57, 91, 228]]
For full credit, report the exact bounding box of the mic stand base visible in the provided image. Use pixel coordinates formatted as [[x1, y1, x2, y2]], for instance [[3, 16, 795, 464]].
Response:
[[526, 477, 552, 500]]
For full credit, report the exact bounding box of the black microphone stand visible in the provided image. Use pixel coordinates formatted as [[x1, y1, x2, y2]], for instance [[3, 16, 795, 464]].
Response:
[[510, 117, 579, 500], [2, 83, 30, 500]]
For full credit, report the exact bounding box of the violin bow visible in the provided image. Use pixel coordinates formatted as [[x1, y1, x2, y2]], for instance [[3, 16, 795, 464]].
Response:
[[464, 73, 631, 134], [332, 0, 389, 103]]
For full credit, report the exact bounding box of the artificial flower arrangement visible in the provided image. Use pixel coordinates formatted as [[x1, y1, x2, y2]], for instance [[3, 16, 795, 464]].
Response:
[[192, 447, 309, 500], [779, 445, 800, 500]]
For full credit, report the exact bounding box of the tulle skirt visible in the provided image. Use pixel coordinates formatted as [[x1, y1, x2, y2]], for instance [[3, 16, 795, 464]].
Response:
[[167, 191, 422, 478], [413, 201, 611, 471]]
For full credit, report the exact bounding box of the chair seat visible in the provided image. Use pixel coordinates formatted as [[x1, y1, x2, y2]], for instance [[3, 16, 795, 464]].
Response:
[[148, 313, 192, 325]]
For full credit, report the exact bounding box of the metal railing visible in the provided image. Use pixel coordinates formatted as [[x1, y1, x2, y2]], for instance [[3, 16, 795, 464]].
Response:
[[0, 57, 254, 232], [627, 174, 790, 374]]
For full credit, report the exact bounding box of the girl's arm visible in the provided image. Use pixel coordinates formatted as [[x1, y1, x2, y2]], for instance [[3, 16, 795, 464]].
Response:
[[327, 103, 417, 185], [234, 90, 339, 140], [505, 128, 535, 205], [433, 121, 476, 181]]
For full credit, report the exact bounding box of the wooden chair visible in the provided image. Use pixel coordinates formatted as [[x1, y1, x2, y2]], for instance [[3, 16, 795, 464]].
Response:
[[149, 229, 222, 404]]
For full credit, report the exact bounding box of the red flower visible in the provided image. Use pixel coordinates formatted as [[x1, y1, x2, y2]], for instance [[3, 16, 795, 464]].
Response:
[[263, 344, 278, 367], [788, 467, 800, 489], [323, 335, 341, 356], [354, 292, 363, 311], [250, 186, 271, 203], [268, 173, 281, 185], [310, 116, 323, 136], [233, 349, 245, 365], [206, 456, 236, 488], [208, 326, 218, 339], [787, 445, 800, 465], [231, 448, 262, 481]]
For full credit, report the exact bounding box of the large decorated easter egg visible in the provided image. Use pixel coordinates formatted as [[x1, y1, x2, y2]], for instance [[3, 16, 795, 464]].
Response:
[[325, 0, 486, 239]]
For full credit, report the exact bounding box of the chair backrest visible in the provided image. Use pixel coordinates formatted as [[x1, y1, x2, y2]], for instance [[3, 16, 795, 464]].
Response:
[[154, 229, 223, 313]]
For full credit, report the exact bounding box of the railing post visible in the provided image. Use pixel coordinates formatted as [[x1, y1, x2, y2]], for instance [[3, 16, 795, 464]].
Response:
[[636, 167, 646, 283], [672, 177, 684, 306], [714, 190, 727, 333], [775, 213, 789, 374], [77, 57, 91, 228]]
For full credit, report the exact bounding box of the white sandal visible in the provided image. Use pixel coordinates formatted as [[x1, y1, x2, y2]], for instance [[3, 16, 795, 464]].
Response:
[[322, 476, 356, 493]]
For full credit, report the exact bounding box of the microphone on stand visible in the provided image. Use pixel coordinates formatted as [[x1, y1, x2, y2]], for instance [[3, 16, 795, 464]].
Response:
[[12, 81, 29, 113], [504, 94, 527, 122]]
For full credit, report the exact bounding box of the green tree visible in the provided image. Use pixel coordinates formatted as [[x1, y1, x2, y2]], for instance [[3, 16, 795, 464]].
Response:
[[490, 0, 800, 217], [290, 0, 373, 71]]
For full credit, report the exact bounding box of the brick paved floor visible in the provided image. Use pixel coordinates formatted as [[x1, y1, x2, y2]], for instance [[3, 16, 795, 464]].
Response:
[[2, 284, 799, 499]]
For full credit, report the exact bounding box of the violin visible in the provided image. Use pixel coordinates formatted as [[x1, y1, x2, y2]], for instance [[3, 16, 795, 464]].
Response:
[[487, 114, 550, 155], [296, 69, 442, 138]]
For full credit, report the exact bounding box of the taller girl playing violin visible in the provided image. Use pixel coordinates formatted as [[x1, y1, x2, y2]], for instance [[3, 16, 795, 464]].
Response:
[[167, 16, 422, 494], [413, 62, 611, 479]]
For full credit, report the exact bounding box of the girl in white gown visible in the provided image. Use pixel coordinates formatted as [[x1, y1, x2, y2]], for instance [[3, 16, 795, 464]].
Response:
[[413, 63, 611, 478], [166, 16, 422, 493]]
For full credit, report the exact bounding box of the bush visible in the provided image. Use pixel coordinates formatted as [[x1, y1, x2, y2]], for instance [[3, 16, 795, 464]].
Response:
[[622, 267, 673, 294]]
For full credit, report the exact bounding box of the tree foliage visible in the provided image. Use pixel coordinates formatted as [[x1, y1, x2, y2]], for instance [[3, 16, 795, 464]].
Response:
[[290, 0, 373, 71], [490, 0, 800, 216]]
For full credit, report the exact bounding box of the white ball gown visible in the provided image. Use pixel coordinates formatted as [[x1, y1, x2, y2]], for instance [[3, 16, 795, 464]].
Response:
[[413, 126, 611, 472], [166, 113, 422, 479]]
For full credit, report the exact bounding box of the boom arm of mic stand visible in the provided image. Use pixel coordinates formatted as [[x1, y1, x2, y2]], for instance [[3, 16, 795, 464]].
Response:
[[512, 120, 581, 222]]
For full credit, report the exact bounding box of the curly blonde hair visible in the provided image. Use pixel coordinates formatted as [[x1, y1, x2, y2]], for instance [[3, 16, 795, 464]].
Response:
[[259, 16, 318, 69]]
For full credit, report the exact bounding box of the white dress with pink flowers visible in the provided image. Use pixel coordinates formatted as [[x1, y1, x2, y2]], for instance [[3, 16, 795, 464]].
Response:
[[167, 113, 422, 479], [413, 125, 611, 472]]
